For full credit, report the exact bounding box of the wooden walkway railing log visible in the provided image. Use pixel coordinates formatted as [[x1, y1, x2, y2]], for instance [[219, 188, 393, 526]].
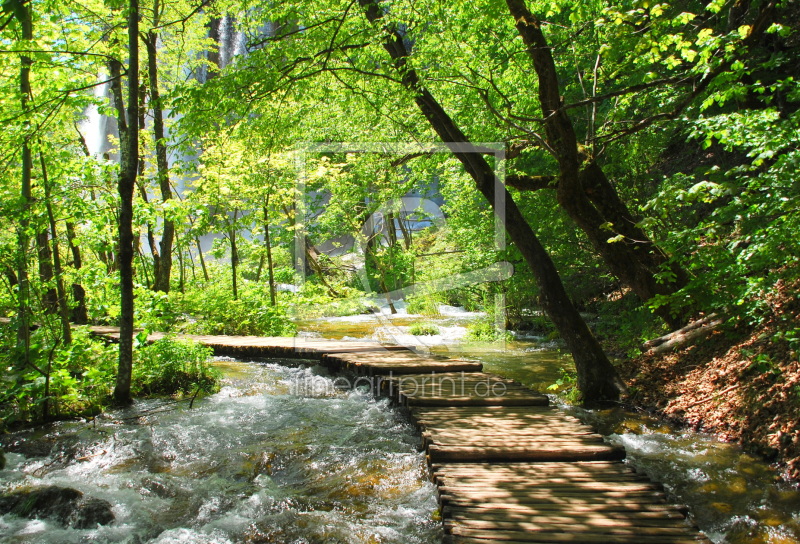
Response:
[[90, 328, 710, 543]]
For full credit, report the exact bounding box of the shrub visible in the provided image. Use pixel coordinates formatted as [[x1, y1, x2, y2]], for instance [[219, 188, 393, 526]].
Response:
[[464, 320, 513, 343], [180, 282, 297, 337], [409, 323, 441, 336], [132, 336, 220, 397], [546, 367, 581, 404], [0, 327, 117, 429]]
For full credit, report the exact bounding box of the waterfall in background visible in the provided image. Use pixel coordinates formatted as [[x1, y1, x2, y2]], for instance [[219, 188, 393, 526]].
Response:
[[80, 81, 117, 159]]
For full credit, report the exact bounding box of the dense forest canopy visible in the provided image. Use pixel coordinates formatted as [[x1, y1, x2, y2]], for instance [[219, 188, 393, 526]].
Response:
[[0, 0, 798, 415]]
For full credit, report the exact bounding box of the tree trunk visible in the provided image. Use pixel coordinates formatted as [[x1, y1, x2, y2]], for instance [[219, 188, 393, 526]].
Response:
[[135, 81, 160, 289], [14, 0, 33, 364], [36, 230, 58, 314], [145, 15, 175, 293], [505, 0, 686, 328], [204, 17, 222, 81], [264, 204, 276, 305], [359, 0, 626, 402], [229, 212, 239, 300], [196, 236, 209, 281], [176, 231, 185, 293], [112, 0, 140, 406], [40, 152, 72, 343]]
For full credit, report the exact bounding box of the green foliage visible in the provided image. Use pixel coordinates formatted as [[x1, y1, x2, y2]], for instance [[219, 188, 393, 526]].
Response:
[[546, 368, 581, 404], [292, 281, 372, 318], [594, 292, 668, 357], [465, 319, 513, 343], [644, 101, 800, 324], [181, 282, 297, 337], [132, 336, 220, 397], [406, 292, 446, 316], [409, 322, 440, 336], [0, 327, 117, 429]]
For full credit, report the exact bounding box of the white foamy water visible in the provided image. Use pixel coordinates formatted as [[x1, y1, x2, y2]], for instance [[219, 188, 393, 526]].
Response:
[[0, 361, 441, 544]]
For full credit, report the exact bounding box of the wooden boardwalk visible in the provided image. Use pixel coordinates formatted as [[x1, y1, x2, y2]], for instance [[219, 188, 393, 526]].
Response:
[[93, 329, 710, 543]]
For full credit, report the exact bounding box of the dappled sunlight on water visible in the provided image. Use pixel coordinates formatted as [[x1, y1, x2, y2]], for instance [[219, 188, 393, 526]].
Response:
[[0, 361, 440, 544], [299, 310, 800, 544]]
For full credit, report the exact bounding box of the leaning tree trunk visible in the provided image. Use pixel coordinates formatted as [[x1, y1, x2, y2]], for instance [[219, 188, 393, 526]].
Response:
[[505, 0, 687, 329], [112, 0, 140, 406], [359, 0, 625, 402]]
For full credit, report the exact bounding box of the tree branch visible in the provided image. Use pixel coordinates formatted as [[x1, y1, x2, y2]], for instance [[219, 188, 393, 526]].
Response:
[[505, 173, 558, 191]]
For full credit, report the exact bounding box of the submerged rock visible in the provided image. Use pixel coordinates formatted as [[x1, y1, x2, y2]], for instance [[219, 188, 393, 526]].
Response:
[[0, 485, 114, 528]]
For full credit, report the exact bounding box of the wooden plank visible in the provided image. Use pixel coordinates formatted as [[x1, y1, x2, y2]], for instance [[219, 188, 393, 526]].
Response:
[[438, 481, 661, 492], [427, 444, 626, 462], [432, 461, 632, 471], [445, 519, 698, 536], [444, 528, 709, 543], [441, 500, 688, 513], [405, 396, 549, 407], [443, 507, 688, 523]]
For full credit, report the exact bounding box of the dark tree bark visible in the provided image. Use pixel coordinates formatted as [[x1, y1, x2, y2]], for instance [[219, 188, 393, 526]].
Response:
[[263, 203, 276, 305], [506, 0, 687, 329], [14, 0, 33, 363], [136, 80, 160, 288], [196, 236, 209, 281], [359, 0, 625, 402], [36, 230, 58, 314], [40, 152, 72, 343], [112, 0, 140, 406], [144, 6, 175, 293], [69, 134, 92, 325], [228, 211, 239, 300]]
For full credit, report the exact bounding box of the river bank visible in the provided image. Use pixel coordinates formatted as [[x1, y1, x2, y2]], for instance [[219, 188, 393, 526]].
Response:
[[620, 278, 800, 481]]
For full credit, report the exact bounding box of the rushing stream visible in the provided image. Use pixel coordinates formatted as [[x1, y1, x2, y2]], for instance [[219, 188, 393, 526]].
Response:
[[3, 306, 800, 543], [0, 360, 440, 543], [300, 307, 800, 544]]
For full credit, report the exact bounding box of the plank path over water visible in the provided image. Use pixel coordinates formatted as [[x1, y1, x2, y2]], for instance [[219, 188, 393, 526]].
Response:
[[94, 328, 710, 543]]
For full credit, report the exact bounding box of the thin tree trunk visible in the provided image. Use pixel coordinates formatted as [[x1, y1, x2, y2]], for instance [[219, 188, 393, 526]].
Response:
[[136, 79, 160, 289], [40, 152, 72, 343], [397, 214, 412, 249], [386, 212, 398, 247], [36, 230, 58, 314], [359, 0, 625, 402], [145, 11, 175, 293], [229, 212, 239, 300], [305, 236, 339, 297], [64, 223, 89, 324], [14, 0, 33, 364], [3, 266, 18, 288], [255, 255, 264, 282], [264, 205, 276, 305], [196, 236, 209, 281], [112, 0, 140, 406], [176, 233, 185, 294]]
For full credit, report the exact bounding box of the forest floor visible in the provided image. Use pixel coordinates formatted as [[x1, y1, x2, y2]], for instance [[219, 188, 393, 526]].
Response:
[[618, 278, 800, 481]]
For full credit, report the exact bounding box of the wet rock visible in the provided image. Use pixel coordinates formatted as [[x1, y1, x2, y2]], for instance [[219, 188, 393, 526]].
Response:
[[0, 485, 115, 528], [0, 448, 5, 470], [71, 497, 116, 528]]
